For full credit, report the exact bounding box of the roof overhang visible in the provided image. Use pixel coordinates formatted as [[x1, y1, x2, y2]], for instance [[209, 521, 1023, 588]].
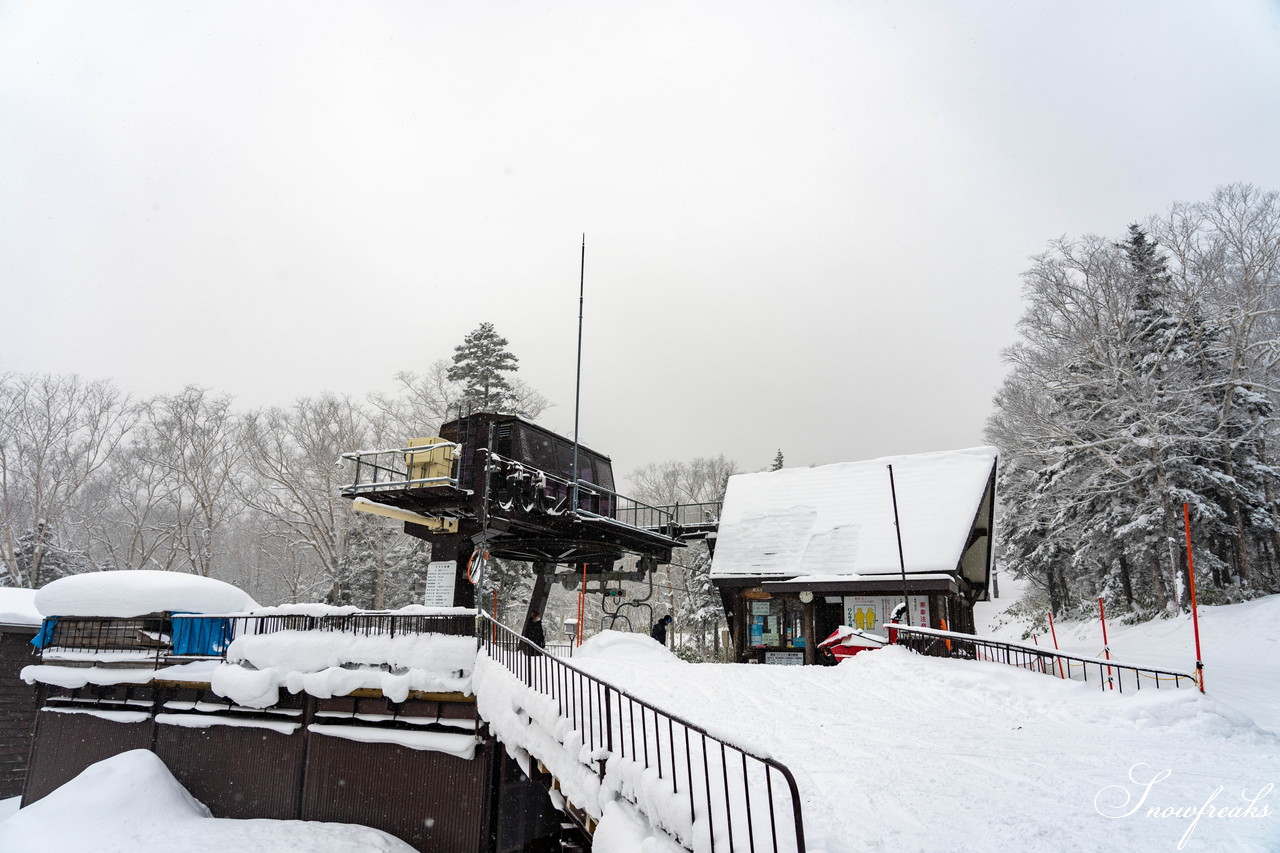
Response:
[[760, 573, 960, 596]]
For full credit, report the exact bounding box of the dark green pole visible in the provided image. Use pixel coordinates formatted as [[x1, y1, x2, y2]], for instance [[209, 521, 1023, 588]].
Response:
[[888, 464, 911, 626], [571, 235, 585, 512]]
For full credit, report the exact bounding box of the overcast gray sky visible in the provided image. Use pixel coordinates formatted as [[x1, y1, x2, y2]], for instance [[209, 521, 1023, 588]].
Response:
[[2, 1, 1278, 483]]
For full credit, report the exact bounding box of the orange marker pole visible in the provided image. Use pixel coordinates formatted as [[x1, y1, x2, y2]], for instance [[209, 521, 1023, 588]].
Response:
[[1183, 503, 1206, 693], [1099, 597, 1113, 690], [1047, 610, 1065, 679]]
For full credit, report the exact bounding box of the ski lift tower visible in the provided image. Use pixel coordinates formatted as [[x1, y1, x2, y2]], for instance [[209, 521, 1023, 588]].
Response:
[[340, 411, 684, 626]]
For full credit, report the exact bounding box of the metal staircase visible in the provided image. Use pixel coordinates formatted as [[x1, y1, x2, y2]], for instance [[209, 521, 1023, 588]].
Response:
[[476, 614, 807, 853]]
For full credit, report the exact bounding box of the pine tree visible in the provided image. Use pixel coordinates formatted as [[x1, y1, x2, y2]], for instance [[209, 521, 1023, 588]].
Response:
[[771, 449, 784, 471], [446, 323, 519, 413]]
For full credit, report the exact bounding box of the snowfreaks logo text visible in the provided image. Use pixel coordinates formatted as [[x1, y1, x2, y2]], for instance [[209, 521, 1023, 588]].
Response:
[[1094, 763, 1273, 849]]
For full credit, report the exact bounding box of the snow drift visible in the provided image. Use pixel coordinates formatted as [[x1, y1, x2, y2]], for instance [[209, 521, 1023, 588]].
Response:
[[34, 570, 258, 617], [0, 749, 415, 852]]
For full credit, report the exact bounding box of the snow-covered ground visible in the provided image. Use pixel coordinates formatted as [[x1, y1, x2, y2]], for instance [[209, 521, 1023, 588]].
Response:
[[564, 638, 1276, 852], [490, 588, 1278, 853], [6, 587, 1277, 852]]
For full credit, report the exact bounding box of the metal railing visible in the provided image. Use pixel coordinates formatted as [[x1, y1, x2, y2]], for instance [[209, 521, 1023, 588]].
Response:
[[340, 440, 463, 495], [616, 501, 722, 534], [544, 641, 575, 659], [480, 613, 806, 853], [890, 624, 1197, 692], [37, 612, 476, 667]]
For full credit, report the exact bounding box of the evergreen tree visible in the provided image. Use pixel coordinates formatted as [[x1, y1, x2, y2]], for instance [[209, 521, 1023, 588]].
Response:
[[771, 449, 784, 471], [446, 323, 520, 413], [989, 210, 1280, 617]]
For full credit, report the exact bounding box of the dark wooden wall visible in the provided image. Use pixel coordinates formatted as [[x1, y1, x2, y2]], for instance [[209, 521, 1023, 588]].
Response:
[[155, 722, 305, 820], [302, 730, 493, 851], [23, 708, 154, 803], [0, 628, 39, 799], [19, 688, 538, 852]]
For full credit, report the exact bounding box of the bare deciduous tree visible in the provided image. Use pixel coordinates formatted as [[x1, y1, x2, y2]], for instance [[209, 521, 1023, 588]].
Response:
[[0, 373, 135, 587]]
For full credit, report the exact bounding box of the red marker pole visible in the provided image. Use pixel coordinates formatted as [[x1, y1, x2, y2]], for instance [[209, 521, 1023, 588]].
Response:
[[1183, 503, 1206, 693], [1098, 598, 1113, 690], [1047, 610, 1065, 679]]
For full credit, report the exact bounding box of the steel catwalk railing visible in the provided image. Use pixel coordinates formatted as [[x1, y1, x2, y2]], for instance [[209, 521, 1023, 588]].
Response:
[[339, 440, 464, 494], [480, 448, 678, 533], [889, 624, 1197, 692], [616, 501, 723, 532], [479, 613, 807, 853], [36, 612, 476, 665]]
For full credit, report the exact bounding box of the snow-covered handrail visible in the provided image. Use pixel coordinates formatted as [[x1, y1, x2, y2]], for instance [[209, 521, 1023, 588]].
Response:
[[477, 613, 807, 853], [889, 623, 1198, 692]]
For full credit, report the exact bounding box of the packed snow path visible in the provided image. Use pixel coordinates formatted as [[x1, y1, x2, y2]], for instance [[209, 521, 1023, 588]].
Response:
[[477, 627, 1279, 853]]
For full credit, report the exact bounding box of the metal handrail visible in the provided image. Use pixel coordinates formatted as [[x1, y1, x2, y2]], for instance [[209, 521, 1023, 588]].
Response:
[[478, 613, 806, 853], [889, 624, 1197, 692], [617, 501, 723, 532], [480, 449, 679, 533]]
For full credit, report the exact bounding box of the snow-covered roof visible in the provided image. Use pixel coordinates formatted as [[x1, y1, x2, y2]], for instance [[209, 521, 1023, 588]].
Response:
[[35, 570, 259, 618], [710, 447, 997, 580], [0, 587, 41, 627]]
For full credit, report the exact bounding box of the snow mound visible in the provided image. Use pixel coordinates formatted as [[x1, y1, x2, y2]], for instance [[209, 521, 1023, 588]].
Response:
[[0, 588, 40, 626], [35, 570, 258, 618], [211, 631, 477, 708], [574, 630, 683, 664], [0, 749, 415, 852]]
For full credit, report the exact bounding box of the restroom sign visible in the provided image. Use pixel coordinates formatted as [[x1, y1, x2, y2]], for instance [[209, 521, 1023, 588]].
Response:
[[843, 595, 930, 630]]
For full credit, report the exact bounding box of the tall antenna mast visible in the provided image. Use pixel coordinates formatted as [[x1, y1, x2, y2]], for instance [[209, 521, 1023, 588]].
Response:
[[888, 464, 911, 626], [571, 235, 585, 513]]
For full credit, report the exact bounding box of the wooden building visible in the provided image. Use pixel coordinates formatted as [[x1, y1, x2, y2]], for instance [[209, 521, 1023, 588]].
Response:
[[0, 589, 40, 799], [709, 447, 998, 664]]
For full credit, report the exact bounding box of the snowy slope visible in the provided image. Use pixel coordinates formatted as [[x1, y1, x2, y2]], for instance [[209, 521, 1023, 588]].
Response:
[[977, 582, 1280, 735], [568, 644, 1278, 853]]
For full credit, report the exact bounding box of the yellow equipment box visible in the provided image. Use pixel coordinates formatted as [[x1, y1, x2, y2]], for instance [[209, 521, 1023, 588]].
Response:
[[404, 437, 455, 486]]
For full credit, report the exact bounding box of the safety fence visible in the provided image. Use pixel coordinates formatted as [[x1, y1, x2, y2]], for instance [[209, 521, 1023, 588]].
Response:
[[34, 611, 476, 665], [616, 501, 723, 535], [889, 624, 1198, 692], [480, 613, 806, 853], [340, 440, 464, 494]]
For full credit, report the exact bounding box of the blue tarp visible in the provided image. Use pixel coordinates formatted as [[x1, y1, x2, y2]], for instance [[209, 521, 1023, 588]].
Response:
[[30, 616, 57, 649], [170, 612, 231, 656]]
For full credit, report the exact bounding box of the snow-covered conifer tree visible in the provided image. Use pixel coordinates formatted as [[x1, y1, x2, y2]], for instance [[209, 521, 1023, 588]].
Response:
[[446, 323, 520, 414]]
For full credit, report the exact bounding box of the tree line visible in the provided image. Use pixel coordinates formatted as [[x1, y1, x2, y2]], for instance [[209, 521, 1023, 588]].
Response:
[[0, 322, 740, 648], [987, 184, 1280, 619], [0, 323, 548, 606]]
